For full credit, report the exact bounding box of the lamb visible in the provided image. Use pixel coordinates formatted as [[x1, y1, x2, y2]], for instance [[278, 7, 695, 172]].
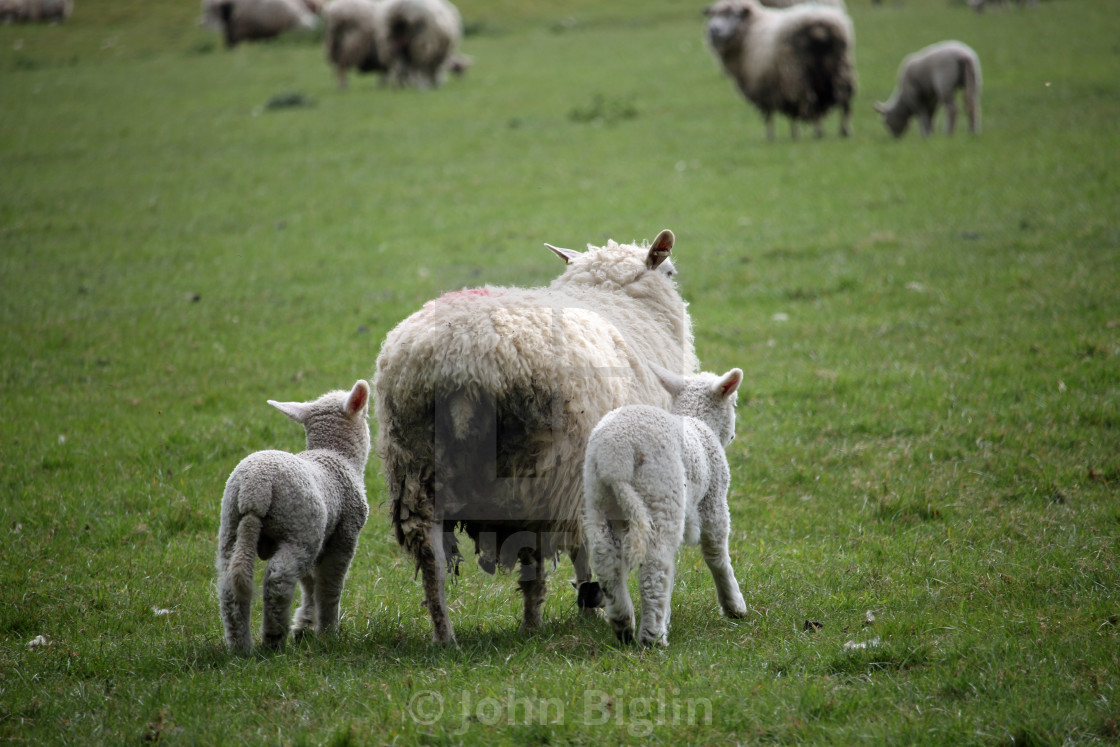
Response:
[[704, 0, 857, 140], [216, 380, 371, 654], [0, 0, 72, 23], [324, 0, 468, 89], [200, 0, 319, 48], [584, 365, 748, 647], [374, 229, 698, 644], [874, 40, 981, 137]]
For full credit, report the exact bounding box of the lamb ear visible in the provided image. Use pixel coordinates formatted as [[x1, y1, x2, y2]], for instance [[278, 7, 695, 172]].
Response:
[[269, 399, 311, 424], [649, 362, 685, 397], [545, 243, 581, 265], [873, 102, 887, 114], [713, 368, 744, 399], [345, 380, 371, 417], [645, 229, 674, 270]]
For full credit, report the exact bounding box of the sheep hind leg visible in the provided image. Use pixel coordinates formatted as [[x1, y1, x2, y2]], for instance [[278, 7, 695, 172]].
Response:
[[700, 521, 748, 619], [944, 99, 958, 135], [518, 549, 548, 633], [569, 545, 603, 614], [218, 577, 253, 654], [291, 574, 317, 639], [637, 550, 675, 647], [261, 546, 310, 651], [417, 524, 456, 645]]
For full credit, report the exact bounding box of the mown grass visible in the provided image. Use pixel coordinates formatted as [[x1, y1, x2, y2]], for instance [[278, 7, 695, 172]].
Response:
[[2, 0, 1118, 743]]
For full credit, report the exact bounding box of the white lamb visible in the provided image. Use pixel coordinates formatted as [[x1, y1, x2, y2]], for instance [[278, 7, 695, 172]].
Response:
[[216, 380, 371, 654], [705, 0, 857, 140], [874, 40, 982, 137], [374, 229, 697, 645], [584, 365, 748, 647]]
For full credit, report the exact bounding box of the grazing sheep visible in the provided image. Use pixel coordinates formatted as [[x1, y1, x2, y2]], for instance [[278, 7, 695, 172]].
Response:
[[374, 229, 698, 645], [217, 381, 371, 654], [874, 40, 981, 137], [324, 0, 467, 89], [968, 0, 1036, 12], [584, 365, 748, 647], [324, 0, 388, 88], [200, 0, 320, 48], [704, 0, 857, 140], [759, 0, 846, 9], [0, 0, 72, 23]]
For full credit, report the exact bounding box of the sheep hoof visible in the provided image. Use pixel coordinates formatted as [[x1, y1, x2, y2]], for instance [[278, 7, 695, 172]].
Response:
[[616, 628, 635, 645]]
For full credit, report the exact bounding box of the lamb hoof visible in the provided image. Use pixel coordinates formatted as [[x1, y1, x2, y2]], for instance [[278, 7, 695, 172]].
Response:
[[615, 628, 634, 645], [725, 606, 749, 619]]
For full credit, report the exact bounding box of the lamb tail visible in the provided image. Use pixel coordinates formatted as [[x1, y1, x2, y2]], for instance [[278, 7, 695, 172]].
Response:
[[229, 514, 262, 601], [615, 481, 651, 567]]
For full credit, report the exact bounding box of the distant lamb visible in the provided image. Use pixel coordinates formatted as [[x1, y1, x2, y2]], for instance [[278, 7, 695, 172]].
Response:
[[584, 365, 748, 647], [217, 380, 371, 654], [705, 0, 857, 140], [875, 40, 981, 137], [374, 229, 698, 644], [200, 0, 319, 48], [324, 0, 468, 89], [0, 0, 72, 23]]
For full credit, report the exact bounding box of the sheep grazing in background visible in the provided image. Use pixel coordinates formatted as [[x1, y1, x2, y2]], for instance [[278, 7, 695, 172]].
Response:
[[324, 0, 388, 88], [874, 40, 981, 137], [704, 0, 857, 140], [324, 0, 468, 89], [374, 229, 698, 645], [0, 0, 72, 23], [758, 0, 846, 9], [200, 0, 320, 48], [216, 381, 371, 654], [584, 365, 748, 647]]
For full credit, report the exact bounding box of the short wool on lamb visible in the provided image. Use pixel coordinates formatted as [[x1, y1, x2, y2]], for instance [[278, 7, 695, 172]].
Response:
[[216, 381, 371, 654]]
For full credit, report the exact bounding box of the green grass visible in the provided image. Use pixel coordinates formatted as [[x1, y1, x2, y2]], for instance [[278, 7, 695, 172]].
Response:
[[2, 0, 1118, 743]]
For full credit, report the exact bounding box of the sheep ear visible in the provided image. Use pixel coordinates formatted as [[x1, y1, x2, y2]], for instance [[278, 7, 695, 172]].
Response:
[[345, 380, 371, 417], [873, 102, 887, 114], [713, 368, 743, 399], [645, 229, 674, 270], [649, 362, 685, 397], [545, 243, 581, 265], [269, 399, 312, 424]]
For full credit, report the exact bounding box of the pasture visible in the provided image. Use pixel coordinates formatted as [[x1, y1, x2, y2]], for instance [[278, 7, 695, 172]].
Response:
[[1, 0, 1118, 743]]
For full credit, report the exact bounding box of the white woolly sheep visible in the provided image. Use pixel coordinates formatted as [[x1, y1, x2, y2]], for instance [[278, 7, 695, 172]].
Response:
[[217, 380, 371, 654], [705, 0, 857, 140], [0, 0, 72, 23], [758, 0, 846, 9], [324, 0, 467, 89], [874, 40, 981, 137], [374, 229, 698, 645], [584, 365, 748, 647], [200, 0, 319, 48]]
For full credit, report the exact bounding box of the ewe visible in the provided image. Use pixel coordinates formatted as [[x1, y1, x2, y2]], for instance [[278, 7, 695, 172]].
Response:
[[217, 381, 371, 654], [200, 0, 319, 48], [584, 365, 748, 647], [875, 40, 982, 137], [705, 0, 857, 140], [374, 229, 697, 644]]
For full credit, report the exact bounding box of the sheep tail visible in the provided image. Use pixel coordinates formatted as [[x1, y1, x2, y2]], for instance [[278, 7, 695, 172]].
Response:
[[229, 514, 263, 601], [615, 481, 651, 567]]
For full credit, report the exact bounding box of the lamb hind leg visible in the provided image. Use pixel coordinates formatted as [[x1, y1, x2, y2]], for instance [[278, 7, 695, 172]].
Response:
[[518, 548, 548, 633], [637, 551, 675, 647]]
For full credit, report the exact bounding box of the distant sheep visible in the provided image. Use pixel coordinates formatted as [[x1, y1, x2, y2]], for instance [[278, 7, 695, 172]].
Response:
[[374, 229, 698, 644], [200, 0, 319, 48], [705, 0, 857, 140], [217, 381, 371, 654], [584, 365, 748, 647], [759, 0, 846, 9], [0, 0, 72, 23], [967, 0, 1036, 12], [324, 0, 468, 89], [874, 40, 981, 137]]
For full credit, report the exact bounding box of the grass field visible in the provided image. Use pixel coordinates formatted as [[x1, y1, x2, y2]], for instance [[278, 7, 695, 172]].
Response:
[[2, 0, 1119, 743]]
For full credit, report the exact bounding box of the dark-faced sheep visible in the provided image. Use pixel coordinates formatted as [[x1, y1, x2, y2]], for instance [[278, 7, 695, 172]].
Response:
[[875, 40, 981, 137], [374, 230, 698, 644], [200, 0, 319, 48], [0, 0, 72, 23], [705, 0, 857, 140]]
